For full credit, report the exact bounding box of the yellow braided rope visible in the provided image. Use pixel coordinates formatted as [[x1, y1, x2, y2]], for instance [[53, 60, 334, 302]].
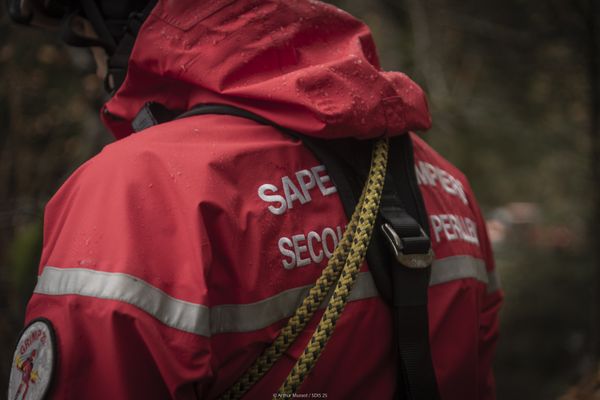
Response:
[[219, 138, 388, 400], [220, 182, 366, 400], [277, 138, 389, 395]]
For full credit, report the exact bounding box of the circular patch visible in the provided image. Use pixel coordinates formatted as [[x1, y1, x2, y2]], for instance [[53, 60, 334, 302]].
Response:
[[8, 319, 56, 400]]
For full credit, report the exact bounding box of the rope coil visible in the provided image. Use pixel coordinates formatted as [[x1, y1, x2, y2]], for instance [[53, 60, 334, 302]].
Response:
[[220, 138, 389, 399]]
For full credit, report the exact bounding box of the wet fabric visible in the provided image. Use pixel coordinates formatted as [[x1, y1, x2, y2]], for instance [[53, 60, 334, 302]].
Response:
[[21, 1, 502, 399]]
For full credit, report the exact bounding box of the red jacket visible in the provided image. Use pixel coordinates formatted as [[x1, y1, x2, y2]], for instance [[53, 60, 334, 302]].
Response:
[[24, 0, 502, 399]]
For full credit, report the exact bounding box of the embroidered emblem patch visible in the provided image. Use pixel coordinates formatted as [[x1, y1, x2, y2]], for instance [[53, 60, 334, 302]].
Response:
[[8, 319, 56, 400]]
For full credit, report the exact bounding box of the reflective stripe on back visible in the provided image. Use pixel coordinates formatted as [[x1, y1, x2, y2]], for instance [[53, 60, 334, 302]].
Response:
[[34, 257, 498, 336], [429, 255, 500, 293], [430, 255, 487, 286]]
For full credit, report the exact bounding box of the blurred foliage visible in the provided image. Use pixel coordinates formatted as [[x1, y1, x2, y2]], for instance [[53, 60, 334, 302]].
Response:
[[560, 369, 600, 400], [335, 0, 599, 398], [0, 3, 110, 395], [0, 0, 599, 399], [494, 237, 593, 399]]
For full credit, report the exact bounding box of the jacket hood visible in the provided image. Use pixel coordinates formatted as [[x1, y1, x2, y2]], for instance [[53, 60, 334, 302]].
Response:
[[101, 0, 431, 140]]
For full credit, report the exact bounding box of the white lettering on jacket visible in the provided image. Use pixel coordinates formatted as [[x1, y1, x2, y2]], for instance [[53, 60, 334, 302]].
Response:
[[430, 214, 479, 245], [258, 165, 337, 215], [278, 225, 344, 269], [415, 161, 468, 205]]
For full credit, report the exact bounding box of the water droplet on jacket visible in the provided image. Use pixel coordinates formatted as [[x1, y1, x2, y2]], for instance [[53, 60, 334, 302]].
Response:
[[148, 183, 154, 188]]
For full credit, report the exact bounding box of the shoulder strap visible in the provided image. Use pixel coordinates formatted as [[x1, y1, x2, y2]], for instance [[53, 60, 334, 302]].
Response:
[[302, 133, 440, 400], [386, 136, 440, 400], [135, 102, 440, 400]]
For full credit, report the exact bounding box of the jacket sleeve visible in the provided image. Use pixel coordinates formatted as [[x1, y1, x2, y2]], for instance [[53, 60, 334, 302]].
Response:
[[472, 198, 503, 400], [24, 145, 214, 399]]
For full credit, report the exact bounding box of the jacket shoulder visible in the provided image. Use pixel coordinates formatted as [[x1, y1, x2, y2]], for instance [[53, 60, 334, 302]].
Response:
[[409, 132, 494, 266], [41, 120, 218, 298], [410, 133, 469, 186]]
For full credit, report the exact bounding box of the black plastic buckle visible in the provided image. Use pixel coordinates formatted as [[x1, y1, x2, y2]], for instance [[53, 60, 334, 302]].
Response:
[[381, 222, 434, 268], [132, 102, 182, 132]]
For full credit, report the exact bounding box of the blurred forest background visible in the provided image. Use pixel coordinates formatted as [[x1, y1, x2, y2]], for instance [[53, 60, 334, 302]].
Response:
[[1, 0, 600, 398]]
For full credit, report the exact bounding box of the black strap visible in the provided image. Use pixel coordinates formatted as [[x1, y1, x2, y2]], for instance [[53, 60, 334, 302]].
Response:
[[104, 0, 158, 92], [60, 12, 115, 51], [136, 103, 440, 399], [133, 102, 183, 132], [386, 136, 440, 400], [177, 104, 279, 127], [80, 0, 118, 52], [301, 133, 440, 400]]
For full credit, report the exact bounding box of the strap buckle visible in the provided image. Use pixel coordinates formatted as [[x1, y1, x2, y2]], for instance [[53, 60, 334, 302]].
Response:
[[381, 222, 434, 269]]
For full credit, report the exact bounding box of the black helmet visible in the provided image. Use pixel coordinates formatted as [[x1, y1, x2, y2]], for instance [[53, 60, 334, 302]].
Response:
[[8, 0, 157, 92]]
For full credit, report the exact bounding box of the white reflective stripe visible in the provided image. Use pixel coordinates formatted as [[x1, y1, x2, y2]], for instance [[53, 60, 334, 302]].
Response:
[[34, 267, 379, 336], [430, 255, 488, 286], [210, 284, 310, 335], [211, 272, 379, 334], [34, 257, 498, 337], [429, 255, 501, 292], [35, 267, 211, 336], [348, 271, 379, 301]]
